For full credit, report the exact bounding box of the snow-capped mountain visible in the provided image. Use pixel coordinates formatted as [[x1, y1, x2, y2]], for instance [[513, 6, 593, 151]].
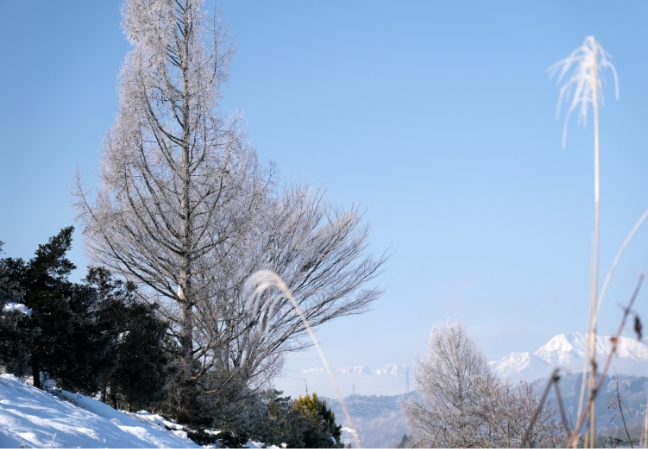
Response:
[[370, 364, 403, 376], [490, 332, 648, 383], [288, 364, 409, 397], [336, 365, 369, 375], [336, 364, 406, 376], [301, 364, 407, 376]]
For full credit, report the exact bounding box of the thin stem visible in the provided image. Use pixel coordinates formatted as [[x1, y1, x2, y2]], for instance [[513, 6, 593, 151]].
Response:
[[247, 270, 361, 449], [575, 207, 648, 440], [595, 207, 648, 325], [588, 41, 601, 449], [553, 378, 572, 441], [568, 274, 644, 447], [522, 369, 562, 447], [615, 374, 633, 448], [642, 389, 648, 448]]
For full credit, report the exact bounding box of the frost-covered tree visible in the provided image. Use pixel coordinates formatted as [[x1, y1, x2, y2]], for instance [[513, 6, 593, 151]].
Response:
[[75, 0, 385, 424], [195, 185, 385, 415], [403, 322, 564, 448], [75, 0, 253, 386]]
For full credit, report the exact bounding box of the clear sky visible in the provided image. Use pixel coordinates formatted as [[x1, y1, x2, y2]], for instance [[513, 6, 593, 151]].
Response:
[[2, 1, 648, 398]]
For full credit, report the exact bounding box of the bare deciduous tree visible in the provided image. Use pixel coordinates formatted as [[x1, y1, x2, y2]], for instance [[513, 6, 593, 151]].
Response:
[[403, 322, 564, 448], [74, 0, 385, 420]]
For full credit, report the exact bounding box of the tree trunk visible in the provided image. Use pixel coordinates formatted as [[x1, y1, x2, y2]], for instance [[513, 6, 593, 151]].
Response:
[[109, 385, 118, 409], [31, 356, 41, 389], [179, 0, 195, 382], [101, 380, 107, 403], [180, 294, 194, 375]]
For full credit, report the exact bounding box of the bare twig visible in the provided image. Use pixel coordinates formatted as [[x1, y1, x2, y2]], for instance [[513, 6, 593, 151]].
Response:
[[522, 369, 562, 446], [615, 372, 634, 448], [567, 273, 644, 447], [553, 375, 572, 441]]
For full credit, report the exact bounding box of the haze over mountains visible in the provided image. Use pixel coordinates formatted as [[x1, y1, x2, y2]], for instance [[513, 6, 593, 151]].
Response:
[[274, 364, 410, 397], [281, 333, 648, 398], [490, 332, 648, 383]]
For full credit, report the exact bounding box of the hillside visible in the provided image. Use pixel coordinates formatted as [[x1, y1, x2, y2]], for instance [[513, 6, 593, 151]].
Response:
[[324, 392, 418, 448], [532, 373, 648, 442], [0, 374, 200, 448]]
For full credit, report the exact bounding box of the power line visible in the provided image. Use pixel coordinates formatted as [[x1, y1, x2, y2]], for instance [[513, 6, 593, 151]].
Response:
[[279, 375, 308, 395]]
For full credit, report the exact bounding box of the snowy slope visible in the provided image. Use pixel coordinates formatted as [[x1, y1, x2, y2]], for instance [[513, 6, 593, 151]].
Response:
[[490, 332, 648, 383], [0, 374, 200, 448]]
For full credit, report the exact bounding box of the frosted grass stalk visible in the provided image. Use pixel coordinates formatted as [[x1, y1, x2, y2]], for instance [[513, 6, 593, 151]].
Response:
[[245, 270, 361, 449], [549, 36, 619, 447]]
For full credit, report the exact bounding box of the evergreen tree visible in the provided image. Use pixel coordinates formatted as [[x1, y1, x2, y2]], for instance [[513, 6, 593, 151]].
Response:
[[250, 391, 344, 448], [87, 267, 168, 411], [51, 281, 118, 394], [112, 300, 167, 411], [3, 227, 117, 393], [0, 241, 35, 376], [295, 393, 344, 448]]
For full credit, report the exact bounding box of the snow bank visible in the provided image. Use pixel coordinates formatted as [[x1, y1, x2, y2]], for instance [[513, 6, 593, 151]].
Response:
[[0, 374, 199, 448], [2, 302, 32, 317]]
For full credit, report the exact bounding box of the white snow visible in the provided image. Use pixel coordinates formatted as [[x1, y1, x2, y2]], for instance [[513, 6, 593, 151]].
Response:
[[490, 332, 648, 383], [334, 364, 406, 376], [336, 365, 368, 375], [2, 302, 32, 317], [370, 364, 402, 376], [0, 374, 200, 448]]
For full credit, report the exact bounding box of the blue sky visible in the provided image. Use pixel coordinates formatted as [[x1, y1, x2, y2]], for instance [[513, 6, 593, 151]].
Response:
[[2, 1, 648, 397]]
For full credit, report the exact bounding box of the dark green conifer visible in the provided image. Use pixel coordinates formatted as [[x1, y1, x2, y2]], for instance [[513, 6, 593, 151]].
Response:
[[295, 393, 344, 448], [87, 267, 168, 411], [2, 227, 117, 393], [0, 241, 35, 376]]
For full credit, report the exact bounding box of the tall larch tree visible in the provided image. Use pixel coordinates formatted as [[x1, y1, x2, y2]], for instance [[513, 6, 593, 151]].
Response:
[[75, 0, 386, 423], [76, 0, 260, 385]]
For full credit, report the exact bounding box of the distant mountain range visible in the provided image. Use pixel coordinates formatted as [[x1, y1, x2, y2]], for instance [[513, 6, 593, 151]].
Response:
[[301, 333, 648, 446], [292, 364, 409, 397], [335, 364, 405, 376], [292, 332, 648, 397], [324, 392, 417, 448], [325, 373, 648, 447], [490, 332, 648, 383]]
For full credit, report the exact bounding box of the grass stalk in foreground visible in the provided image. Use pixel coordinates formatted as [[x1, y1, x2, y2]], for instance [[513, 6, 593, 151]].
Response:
[[245, 270, 361, 449], [549, 36, 619, 446]]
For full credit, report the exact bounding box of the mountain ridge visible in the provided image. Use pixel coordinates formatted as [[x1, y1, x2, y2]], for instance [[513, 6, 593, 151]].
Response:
[[490, 332, 648, 383]]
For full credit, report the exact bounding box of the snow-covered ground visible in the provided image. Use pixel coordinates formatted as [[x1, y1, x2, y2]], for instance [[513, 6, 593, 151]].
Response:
[[0, 373, 200, 448], [0, 374, 281, 448]]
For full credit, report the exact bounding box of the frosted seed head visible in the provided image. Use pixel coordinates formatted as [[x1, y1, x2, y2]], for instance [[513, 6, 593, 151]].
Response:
[[548, 36, 619, 148]]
